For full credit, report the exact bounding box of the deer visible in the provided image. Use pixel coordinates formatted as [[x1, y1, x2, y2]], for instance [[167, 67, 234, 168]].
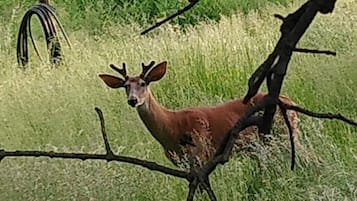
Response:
[[99, 61, 299, 168]]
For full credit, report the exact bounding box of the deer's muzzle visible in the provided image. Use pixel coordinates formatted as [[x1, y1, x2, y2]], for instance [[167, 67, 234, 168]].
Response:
[[128, 98, 138, 107]]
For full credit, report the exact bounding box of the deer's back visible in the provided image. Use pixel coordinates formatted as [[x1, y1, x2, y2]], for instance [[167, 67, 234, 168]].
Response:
[[166, 93, 299, 166], [171, 96, 254, 150]]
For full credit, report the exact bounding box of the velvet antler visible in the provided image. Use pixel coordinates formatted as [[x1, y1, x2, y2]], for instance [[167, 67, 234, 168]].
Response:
[[110, 63, 128, 80], [140, 61, 156, 78]]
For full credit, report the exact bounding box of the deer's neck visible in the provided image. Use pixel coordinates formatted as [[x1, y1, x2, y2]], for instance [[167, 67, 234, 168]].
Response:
[[136, 90, 176, 149]]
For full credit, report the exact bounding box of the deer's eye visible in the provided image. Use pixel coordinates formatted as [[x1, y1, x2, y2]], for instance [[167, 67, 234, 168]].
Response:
[[140, 82, 146, 87]]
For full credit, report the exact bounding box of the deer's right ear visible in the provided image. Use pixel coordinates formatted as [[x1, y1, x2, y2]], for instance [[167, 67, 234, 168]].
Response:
[[145, 61, 167, 83], [99, 74, 125, 88]]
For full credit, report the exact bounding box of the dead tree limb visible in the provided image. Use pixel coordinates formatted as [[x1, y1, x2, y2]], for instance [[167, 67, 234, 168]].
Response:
[[141, 0, 200, 35], [278, 102, 296, 170], [0, 108, 189, 180], [293, 48, 336, 55], [95, 107, 114, 156], [184, 0, 347, 200], [0, 149, 185, 179], [280, 101, 357, 127]]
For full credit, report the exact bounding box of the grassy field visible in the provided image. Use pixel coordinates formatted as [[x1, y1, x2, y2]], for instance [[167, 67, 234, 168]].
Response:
[[0, 0, 356, 200]]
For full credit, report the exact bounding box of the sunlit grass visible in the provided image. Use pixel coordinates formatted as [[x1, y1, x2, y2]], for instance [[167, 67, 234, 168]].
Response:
[[0, 0, 356, 200]]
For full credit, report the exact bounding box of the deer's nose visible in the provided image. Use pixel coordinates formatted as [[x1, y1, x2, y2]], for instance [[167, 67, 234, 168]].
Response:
[[128, 98, 138, 107]]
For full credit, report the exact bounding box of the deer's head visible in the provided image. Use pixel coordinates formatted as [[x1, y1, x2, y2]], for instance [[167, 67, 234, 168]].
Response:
[[99, 61, 167, 108]]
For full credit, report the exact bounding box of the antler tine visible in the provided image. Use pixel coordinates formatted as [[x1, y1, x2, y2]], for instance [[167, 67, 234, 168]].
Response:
[[110, 63, 128, 79], [140, 61, 156, 78]]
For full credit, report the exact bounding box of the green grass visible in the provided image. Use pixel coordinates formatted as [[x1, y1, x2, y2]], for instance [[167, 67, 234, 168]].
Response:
[[0, 0, 356, 200]]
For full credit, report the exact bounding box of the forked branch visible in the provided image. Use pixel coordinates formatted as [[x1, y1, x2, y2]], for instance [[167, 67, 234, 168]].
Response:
[[0, 108, 189, 180], [184, 0, 353, 200]]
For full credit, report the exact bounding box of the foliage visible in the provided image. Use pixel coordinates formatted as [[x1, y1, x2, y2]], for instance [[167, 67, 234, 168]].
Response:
[[0, 0, 290, 33]]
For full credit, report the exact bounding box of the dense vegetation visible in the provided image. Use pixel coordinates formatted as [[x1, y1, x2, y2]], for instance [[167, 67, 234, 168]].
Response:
[[0, 0, 290, 33], [0, 0, 356, 200]]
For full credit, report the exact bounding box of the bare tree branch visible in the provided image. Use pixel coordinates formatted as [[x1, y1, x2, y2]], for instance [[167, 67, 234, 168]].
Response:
[[0, 149, 190, 178], [278, 103, 296, 170], [0, 108, 189, 180], [293, 48, 336, 55], [141, 0, 200, 35], [187, 178, 199, 201], [95, 107, 114, 156], [280, 101, 357, 126], [184, 1, 345, 200], [201, 177, 217, 201]]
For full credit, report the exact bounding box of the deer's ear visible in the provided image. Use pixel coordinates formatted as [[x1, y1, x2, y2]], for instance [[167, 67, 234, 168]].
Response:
[[145, 61, 167, 83], [99, 74, 125, 88]]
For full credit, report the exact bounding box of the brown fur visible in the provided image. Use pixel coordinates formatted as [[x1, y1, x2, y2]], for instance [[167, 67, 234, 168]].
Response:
[[136, 89, 299, 167]]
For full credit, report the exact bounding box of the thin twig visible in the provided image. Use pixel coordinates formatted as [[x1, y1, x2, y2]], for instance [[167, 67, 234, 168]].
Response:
[[281, 102, 357, 126], [274, 14, 285, 21], [187, 178, 199, 201], [95, 107, 114, 156], [201, 177, 217, 201], [274, 14, 285, 20], [141, 0, 200, 35], [293, 47, 336, 55], [278, 103, 296, 170]]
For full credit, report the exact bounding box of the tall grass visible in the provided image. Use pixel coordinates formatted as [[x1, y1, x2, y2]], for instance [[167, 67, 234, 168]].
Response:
[[0, 0, 356, 200]]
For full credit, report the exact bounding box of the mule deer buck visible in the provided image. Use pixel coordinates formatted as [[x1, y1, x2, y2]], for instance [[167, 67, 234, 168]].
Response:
[[99, 61, 299, 168]]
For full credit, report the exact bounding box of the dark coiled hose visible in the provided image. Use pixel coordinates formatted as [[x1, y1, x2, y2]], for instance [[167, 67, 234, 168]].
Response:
[[16, 2, 71, 67]]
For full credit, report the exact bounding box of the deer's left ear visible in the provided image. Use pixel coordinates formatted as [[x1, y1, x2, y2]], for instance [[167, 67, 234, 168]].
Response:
[[145, 61, 167, 83], [99, 74, 126, 88]]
